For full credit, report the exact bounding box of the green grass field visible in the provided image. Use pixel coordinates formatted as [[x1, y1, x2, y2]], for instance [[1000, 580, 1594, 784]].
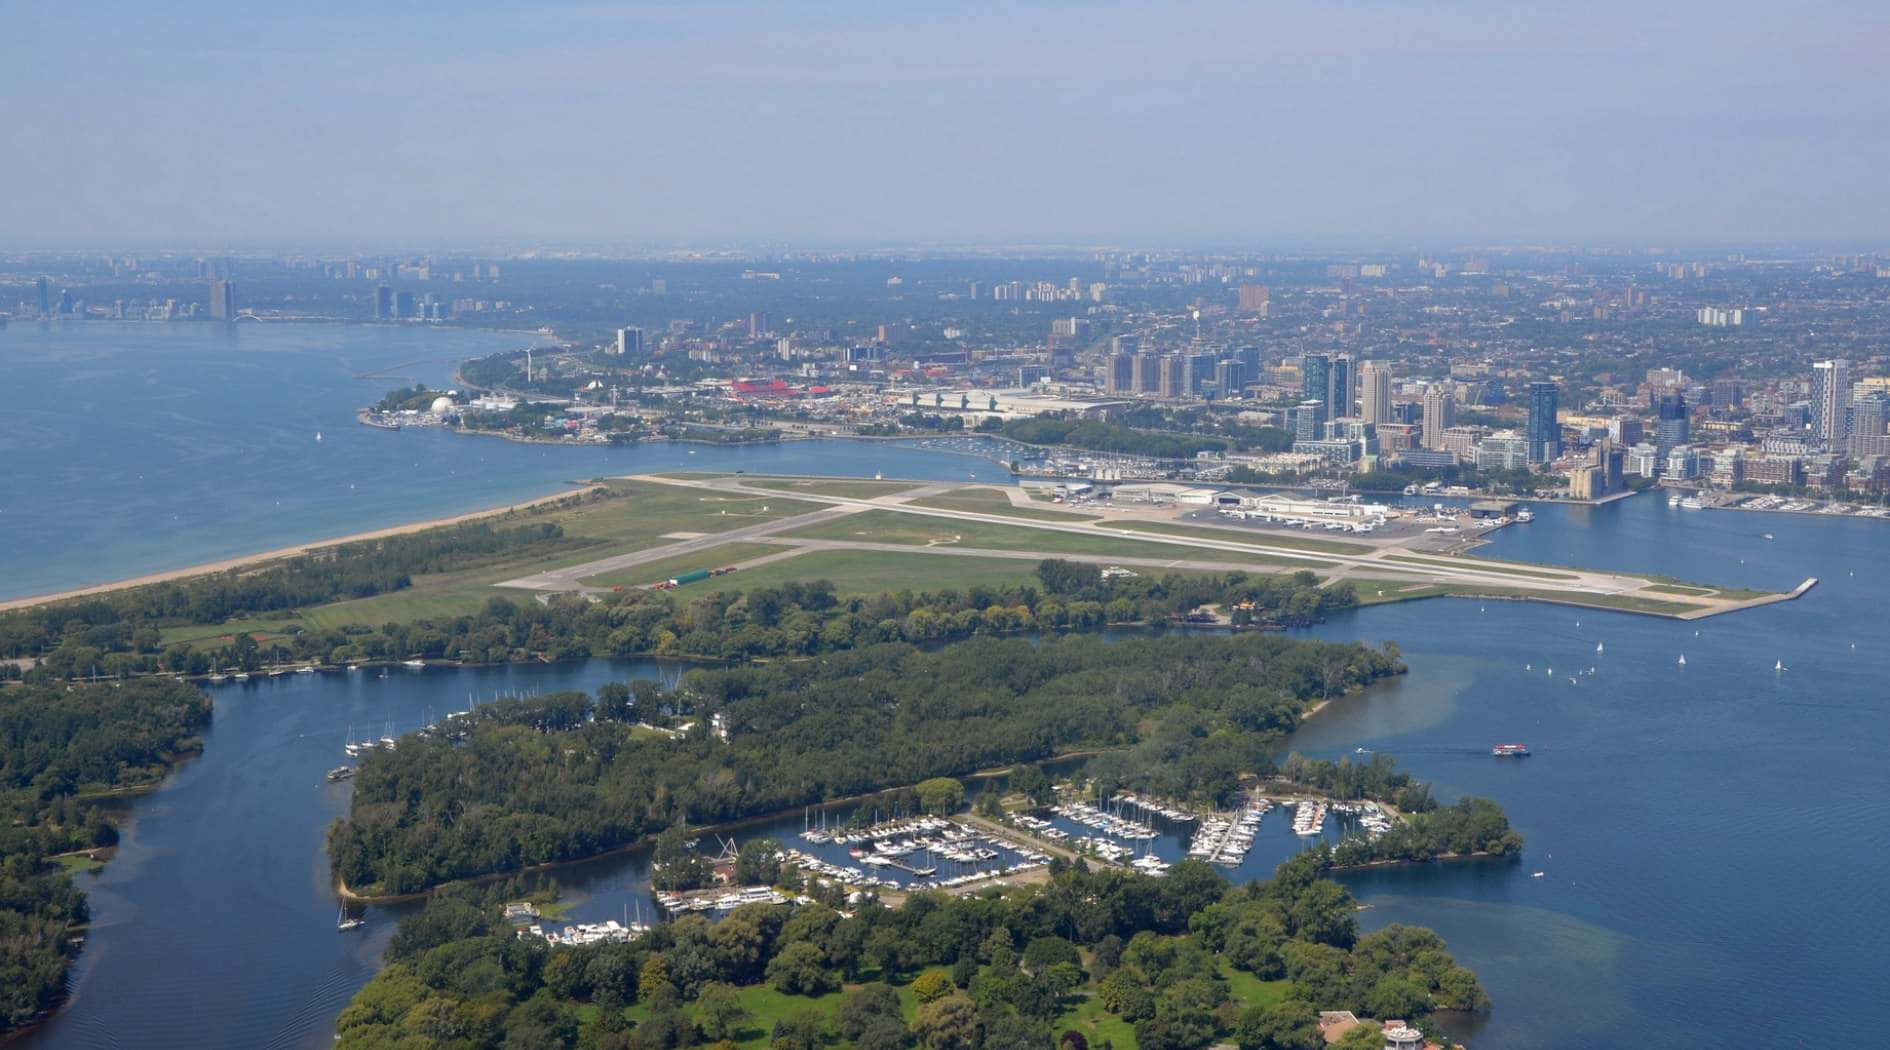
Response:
[[688, 550, 1045, 597], [1438, 585, 1702, 615], [1221, 963, 1293, 1009], [903, 487, 1101, 522], [1119, 520, 1372, 555], [1646, 583, 1713, 596], [784, 511, 1325, 569], [1054, 992, 1141, 1050], [1383, 553, 1581, 580], [56, 853, 106, 875], [1348, 578, 1450, 605], [740, 477, 930, 499], [581, 543, 794, 589]]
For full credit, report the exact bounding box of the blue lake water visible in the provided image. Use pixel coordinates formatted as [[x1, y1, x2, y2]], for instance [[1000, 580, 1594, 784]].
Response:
[[5, 323, 1888, 1049], [0, 321, 1012, 601]]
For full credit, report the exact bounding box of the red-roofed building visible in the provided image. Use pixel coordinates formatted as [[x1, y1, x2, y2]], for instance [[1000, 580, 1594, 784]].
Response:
[[730, 378, 799, 398]]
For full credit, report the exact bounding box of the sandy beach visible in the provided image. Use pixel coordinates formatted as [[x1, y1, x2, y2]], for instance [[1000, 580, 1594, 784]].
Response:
[[0, 485, 602, 614]]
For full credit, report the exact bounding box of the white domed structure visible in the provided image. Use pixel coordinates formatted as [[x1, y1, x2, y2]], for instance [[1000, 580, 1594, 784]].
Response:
[[429, 396, 454, 414]]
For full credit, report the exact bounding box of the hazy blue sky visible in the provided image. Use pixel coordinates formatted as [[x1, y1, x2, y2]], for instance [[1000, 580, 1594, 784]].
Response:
[[4, 0, 1885, 245]]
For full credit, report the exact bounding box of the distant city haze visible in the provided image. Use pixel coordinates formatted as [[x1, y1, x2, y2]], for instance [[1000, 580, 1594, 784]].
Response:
[[4, 0, 1887, 245]]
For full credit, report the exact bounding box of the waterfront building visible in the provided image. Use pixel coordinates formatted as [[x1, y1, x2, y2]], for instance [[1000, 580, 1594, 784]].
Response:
[[1526, 381, 1561, 463], [372, 284, 393, 320], [35, 275, 50, 316], [1290, 438, 1364, 465], [1422, 385, 1455, 449], [1104, 354, 1135, 394], [1746, 455, 1804, 487], [1302, 354, 1330, 414], [1811, 359, 1852, 450], [1442, 424, 1489, 461], [1289, 399, 1327, 442], [1655, 394, 1690, 460], [1628, 442, 1662, 476], [1360, 360, 1392, 425], [1609, 416, 1645, 447], [1327, 355, 1353, 420], [1849, 392, 1890, 456], [208, 279, 235, 320], [1398, 448, 1456, 469], [1477, 431, 1531, 471], [1376, 422, 1418, 452], [1666, 445, 1700, 480], [1326, 417, 1380, 457]]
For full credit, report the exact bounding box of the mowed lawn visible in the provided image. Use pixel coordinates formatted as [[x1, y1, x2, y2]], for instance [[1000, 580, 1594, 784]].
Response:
[[738, 477, 930, 499], [605, 969, 952, 1050], [580, 543, 795, 589], [1382, 553, 1580, 581], [1122, 520, 1372, 555], [783, 511, 1325, 569], [688, 550, 1050, 597], [903, 487, 1101, 522]]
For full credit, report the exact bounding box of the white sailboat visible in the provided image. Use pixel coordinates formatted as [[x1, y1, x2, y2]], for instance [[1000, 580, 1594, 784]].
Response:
[[1775, 660, 1785, 672], [338, 905, 364, 931], [1595, 641, 1604, 654], [1677, 654, 1687, 666]]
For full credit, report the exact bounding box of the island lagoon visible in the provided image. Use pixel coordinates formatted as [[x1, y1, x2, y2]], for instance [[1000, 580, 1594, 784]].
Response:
[[5, 324, 1887, 1049]]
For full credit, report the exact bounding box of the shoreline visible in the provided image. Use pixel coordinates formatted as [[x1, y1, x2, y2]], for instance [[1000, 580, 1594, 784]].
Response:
[[0, 485, 604, 614]]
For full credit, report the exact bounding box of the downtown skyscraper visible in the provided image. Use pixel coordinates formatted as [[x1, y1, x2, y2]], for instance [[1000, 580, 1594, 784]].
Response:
[[1811, 359, 1851, 449], [1526, 381, 1562, 463], [1359, 360, 1392, 425]]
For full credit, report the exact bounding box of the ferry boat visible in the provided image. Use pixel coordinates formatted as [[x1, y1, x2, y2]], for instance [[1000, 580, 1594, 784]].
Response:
[[1491, 743, 1531, 757], [1514, 508, 1534, 523], [326, 766, 355, 782], [1679, 496, 1703, 510]]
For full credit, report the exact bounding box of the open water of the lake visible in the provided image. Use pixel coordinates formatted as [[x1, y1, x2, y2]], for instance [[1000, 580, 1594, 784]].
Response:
[[0, 321, 1013, 602], [6, 323, 1887, 1049]]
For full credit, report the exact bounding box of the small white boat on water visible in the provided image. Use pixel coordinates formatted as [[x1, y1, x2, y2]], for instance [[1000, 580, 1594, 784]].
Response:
[[1596, 641, 1604, 653], [1775, 660, 1786, 672], [1678, 654, 1687, 666]]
